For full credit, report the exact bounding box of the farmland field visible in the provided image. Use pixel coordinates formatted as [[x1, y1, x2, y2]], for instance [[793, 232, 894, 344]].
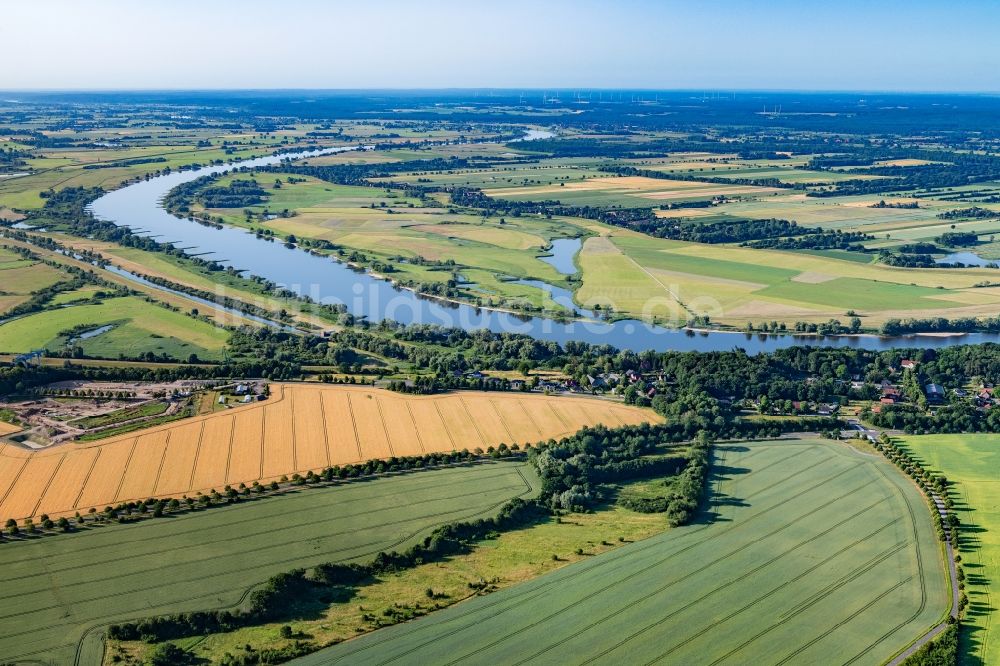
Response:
[[296, 438, 949, 666], [185, 173, 587, 312], [485, 174, 783, 207], [0, 384, 659, 520], [901, 434, 1000, 665], [0, 461, 540, 665], [0, 295, 231, 360], [575, 231, 1000, 326]]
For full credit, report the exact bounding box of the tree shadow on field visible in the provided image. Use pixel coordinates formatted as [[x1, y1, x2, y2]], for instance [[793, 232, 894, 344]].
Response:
[[689, 448, 752, 526], [949, 483, 993, 666]]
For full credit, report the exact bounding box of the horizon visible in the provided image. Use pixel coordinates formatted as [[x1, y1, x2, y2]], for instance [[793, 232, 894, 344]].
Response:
[[5, 0, 1000, 92], [4, 88, 1000, 95]]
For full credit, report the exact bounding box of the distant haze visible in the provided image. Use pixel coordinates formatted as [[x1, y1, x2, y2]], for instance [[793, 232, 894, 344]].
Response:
[[4, 0, 1000, 92]]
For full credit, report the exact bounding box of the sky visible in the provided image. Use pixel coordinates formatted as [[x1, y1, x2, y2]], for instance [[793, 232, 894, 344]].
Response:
[[3, 0, 999, 92]]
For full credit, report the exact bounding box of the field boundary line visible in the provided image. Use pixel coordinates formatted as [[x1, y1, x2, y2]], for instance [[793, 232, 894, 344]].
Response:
[[345, 394, 364, 461], [0, 457, 30, 510], [72, 449, 102, 510], [258, 404, 266, 478], [0, 482, 534, 614], [543, 399, 575, 431], [515, 399, 544, 440], [31, 453, 68, 519], [433, 402, 458, 451], [111, 438, 138, 503], [459, 398, 488, 448], [186, 418, 207, 492], [488, 399, 515, 443], [374, 397, 395, 458], [869, 450, 954, 666], [404, 402, 426, 453], [221, 419, 233, 487], [62, 467, 538, 666], [150, 432, 170, 497], [0, 466, 524, 574], [318, 391, 331, 467], [289, 390, 298, 472]]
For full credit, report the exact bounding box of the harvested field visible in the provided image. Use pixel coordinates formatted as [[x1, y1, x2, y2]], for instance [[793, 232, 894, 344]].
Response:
[[0, 420, 22, 435], [0, 384, 659, 520]]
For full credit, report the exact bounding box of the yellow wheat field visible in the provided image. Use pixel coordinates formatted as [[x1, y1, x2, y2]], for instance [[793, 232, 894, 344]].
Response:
[[0, 384, 660, 520], [0, 421, 22, 436]]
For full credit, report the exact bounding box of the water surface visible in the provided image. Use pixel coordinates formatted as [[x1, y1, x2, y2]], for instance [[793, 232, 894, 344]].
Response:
[[85, 146, 1000, 353]]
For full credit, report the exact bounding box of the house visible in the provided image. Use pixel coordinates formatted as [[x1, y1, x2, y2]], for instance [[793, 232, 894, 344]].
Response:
[[953, 388, 968, 398], [234, 384, 248, 395], [881, 387, 901, 402], [242, 395, 253, 403], [217, 395, 226, 405], [901, 360, 917, 370], [587, 375, 606, 389], [925, 384, 945, 403], [509, 380, 525, 390]]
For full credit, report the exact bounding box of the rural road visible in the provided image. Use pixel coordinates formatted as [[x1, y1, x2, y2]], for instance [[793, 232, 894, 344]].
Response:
[[846, 421, 963, 665]]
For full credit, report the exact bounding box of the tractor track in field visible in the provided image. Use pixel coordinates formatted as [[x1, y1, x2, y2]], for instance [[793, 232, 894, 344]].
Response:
[[315, 441, 948, 666], [0, 474, 526, 594], [542, 499, 900, 666], [1, 464, 539, 665], [341, 450, 866, 666], [449, 473, 876, 666]]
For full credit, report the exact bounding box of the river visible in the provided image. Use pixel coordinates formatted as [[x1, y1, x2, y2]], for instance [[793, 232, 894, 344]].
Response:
[[85, 143, 1000, 353]]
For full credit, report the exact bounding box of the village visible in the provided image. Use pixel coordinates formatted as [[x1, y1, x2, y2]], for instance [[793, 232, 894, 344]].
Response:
[[0, 379, 268, 448]]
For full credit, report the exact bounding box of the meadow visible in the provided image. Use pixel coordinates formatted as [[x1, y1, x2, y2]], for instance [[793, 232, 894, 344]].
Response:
[[484, 174, 783, 207], [574, 231, 1000, 327], [0, 384, 659, 521], [901, 434, 1000, 665], [0, 461, 541, 665], [121, 464, 686, 663], [191, 173, 586, 313], [630, 154, 886, 184], [0, 295, 230, 360], [0, 245, 69, 315], [298, 438, 949, 666]]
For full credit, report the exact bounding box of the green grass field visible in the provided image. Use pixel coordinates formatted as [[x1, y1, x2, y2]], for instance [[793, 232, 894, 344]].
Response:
[[0, 461, 540, 665], [67, 400, 169, 429], [297, 439, 949, 666], [187, 173, 586, 312], [900, 434, 1000, 665], [574, 232, 1000, 327], [0, 246, 70, 315], [0, 296, 229, 360]]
